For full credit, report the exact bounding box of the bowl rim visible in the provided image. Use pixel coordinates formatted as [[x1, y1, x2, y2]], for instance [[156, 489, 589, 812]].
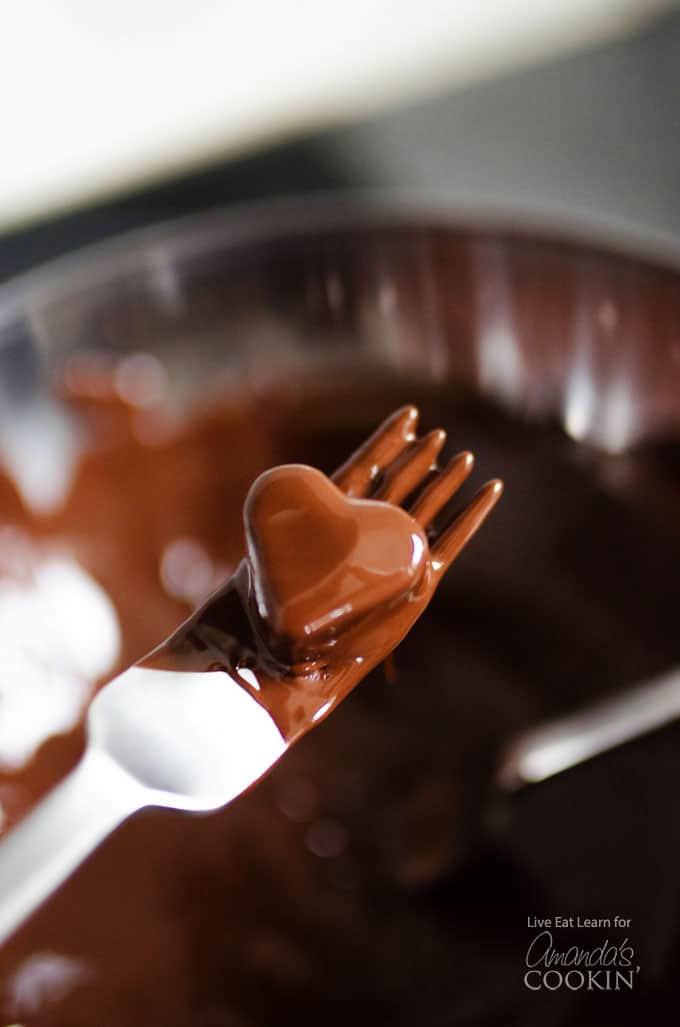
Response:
[[2, 190, 680, 329]]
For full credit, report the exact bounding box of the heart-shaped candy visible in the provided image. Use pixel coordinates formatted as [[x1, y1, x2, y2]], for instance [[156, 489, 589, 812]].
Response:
[[245, 464, 427, 645]]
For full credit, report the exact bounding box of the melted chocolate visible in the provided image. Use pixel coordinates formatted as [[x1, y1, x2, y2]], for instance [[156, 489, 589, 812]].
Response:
[[0, 368, 679, 1027]]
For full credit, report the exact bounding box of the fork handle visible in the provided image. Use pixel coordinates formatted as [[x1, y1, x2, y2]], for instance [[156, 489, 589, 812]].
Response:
[[0, 746, 143, 946], [497, 666, 680, 789]]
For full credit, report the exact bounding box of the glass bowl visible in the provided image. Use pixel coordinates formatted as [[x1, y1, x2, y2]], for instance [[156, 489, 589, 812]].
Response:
[[0, 200, 679, 1026]]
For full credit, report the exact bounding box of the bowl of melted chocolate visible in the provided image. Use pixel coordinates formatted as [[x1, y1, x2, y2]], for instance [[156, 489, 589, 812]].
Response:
[[0, 205, 679, 1025]]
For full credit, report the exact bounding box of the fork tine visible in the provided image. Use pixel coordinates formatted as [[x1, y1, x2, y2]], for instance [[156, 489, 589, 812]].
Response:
[[373, 428, 447, 505], [432, 479, 503, 573], [332, 405, 418, 497], [410, 451, 474, 527]]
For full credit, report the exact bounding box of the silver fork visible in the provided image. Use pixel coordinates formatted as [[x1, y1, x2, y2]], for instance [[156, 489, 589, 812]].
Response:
[[0, 407, 501, 945]]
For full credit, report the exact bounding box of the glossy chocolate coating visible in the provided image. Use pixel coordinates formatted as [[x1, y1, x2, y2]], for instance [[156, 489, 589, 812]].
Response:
[[140, 408, 495, 746], [245, 464, 427, 649]]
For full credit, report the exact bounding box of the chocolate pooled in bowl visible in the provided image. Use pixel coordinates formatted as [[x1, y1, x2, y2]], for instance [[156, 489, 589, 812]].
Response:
[[0, 214, 679, 1026]]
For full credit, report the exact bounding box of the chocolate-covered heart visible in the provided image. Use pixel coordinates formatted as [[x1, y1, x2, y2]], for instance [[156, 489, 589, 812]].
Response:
[[245, 464, 428, 645]]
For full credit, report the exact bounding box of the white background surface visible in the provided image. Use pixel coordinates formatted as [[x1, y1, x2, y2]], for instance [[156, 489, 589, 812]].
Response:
[[1, 0, 675, 231]]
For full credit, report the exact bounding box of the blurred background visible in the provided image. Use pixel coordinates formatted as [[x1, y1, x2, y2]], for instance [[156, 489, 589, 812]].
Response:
[[1, 0, 680, 282]]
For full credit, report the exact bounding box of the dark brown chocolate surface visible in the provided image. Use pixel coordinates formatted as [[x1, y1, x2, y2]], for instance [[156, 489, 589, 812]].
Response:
[[0, 365, 679, 1026]]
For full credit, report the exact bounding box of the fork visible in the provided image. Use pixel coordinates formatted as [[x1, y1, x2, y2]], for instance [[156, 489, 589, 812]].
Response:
[[0, 406, 501, 945]]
